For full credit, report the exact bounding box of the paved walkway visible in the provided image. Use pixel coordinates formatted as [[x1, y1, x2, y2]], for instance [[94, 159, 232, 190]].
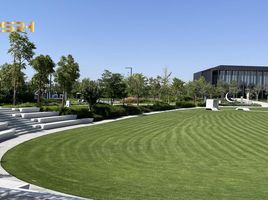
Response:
[[0, 187, 86, 200], [0, 107, 201, 199]]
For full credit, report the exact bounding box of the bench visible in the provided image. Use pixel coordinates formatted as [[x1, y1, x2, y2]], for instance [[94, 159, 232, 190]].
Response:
[[0, 129, 16, 140], [31, 115, 77, 123], [12, 113, 22, 117], [18, 107, 40, 113], [21, 112, 59, 119], [0, 179, 30, 189], [33, 118, 94, 130], [0, 122, 8, 131]]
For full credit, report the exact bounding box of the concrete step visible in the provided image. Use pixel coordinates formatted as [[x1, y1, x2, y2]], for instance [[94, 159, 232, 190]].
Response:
[[0, 129, 16, 141], [15, 107, 40, 113], [31, 115, 77, 123], [33, 118, 93, 130], [0, 179, 30, 189], [21, 112, 59, 119], [0, 122, 8, 131]]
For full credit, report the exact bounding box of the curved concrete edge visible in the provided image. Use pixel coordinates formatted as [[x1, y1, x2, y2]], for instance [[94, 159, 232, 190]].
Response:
[[0, 107, 201, 199]]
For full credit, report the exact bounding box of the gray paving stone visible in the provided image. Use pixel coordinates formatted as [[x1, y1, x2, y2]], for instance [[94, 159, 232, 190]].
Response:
[[0, 187, 87, 200]]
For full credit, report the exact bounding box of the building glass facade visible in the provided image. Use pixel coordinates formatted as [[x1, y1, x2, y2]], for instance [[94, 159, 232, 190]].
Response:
[[194, 65, 268, 98]]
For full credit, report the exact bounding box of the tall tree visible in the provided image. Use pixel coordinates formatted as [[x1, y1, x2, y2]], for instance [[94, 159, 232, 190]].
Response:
[[216, 80, 229, 99], [81, 79, 102, 110], [0, 63, 13, 94], [30, 55, 55, 105], [196, 76, 208, 101], [185, 81, 198, 104], [54, 55, 80, 107], [253, 84, 262, 101], [99, 70, 127, 105], [128, 73, 147, 106], [148, 77, 161, 102], [160, 68, 172, 103], [171, 78, 185, 101], [8, 32, 36, 105], [229, 80, 238, 98]]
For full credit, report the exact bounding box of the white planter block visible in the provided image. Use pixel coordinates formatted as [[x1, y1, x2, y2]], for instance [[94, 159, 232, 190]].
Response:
[[31, 115, 77, 123], [206, 99, 219, 111], [35, 118, 93, 130], [0, 129, 16, 140], [0, 122, 8, 131], [21, 112, 59, 119], [11, 108, 19, 111], [19, 107, 40, 113]]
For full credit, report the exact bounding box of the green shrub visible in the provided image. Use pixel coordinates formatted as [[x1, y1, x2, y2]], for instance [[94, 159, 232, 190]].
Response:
[[176, 101, 196, 108], [3, 102, 37, 108], [150, 102, 176, 111], [196, 102, 206, 107], [123, 105, 143, 115], [92, 103, 112, 119], [139, 106, 152, 113], [92, 114, 104, 121], [41, 106, 60, 112], [110, 106, 127, 118]]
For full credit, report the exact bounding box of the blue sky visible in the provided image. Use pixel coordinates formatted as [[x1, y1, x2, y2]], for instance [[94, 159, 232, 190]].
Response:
[[1, 0, 268, 81]]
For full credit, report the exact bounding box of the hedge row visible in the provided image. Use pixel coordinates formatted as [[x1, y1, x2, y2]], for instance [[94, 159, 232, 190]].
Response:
[[41, 101, 197, 122]]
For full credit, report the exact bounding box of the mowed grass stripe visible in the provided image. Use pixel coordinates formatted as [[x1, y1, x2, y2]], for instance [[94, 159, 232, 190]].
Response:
[[2, 108, 268, 200], [220, 115, 268, 160]]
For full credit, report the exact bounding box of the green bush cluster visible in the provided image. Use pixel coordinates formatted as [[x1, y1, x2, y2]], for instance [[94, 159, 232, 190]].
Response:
[[27, 101, 198, 122], [93, 102, 180, 121], [41, 106, 93, 119], [175, 101, 196, 108], [148, 102, 176, 111]]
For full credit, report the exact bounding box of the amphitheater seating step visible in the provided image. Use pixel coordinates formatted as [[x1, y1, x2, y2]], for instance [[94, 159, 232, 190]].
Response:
[[0, 122, 8, 131], [0, 179, 30, 189], [33, 118, 94, 130], [0, 129, 16, 140], [31, 115, 77, 123], [12, 113, 22, 117], [12, 107, 40, 113], [21, 112, 59, 119], [0, 108, 40, 136], [18, 107, 40, 113]]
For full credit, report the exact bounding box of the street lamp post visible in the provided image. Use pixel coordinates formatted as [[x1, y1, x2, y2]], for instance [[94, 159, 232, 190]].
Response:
[[125, 67, 133, 76]]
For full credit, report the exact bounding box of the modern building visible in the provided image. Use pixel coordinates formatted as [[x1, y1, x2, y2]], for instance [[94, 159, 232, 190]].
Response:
[[194, 65, 268, 97]]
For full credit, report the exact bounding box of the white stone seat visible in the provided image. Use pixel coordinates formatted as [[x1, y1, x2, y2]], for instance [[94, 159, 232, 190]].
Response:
[[235, 107, 250, 111], [0, 122, 8, 131], [12, 113, 22, 117], [21, 112, 59, 119], [19, 107, 40, 113], [0, 129, 16, 140], [0, 179, 30, 189], [31, 115, 77, 123], [33, 118, 93, 130]]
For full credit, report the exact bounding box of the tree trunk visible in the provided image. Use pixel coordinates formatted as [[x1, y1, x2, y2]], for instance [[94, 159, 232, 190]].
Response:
[[13, 86, 16, 106], [12, 72, 17, 105], [137, 95, 140, 106], [62, 90, 65, 107], [37, 89, 41, 106]]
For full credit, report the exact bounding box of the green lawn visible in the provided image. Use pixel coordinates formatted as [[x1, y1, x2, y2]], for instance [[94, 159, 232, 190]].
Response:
[[2, 109, 268, 200]]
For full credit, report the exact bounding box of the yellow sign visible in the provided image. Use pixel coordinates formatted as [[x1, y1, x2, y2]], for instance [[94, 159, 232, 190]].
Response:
[[0, 21, 34, 33]]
